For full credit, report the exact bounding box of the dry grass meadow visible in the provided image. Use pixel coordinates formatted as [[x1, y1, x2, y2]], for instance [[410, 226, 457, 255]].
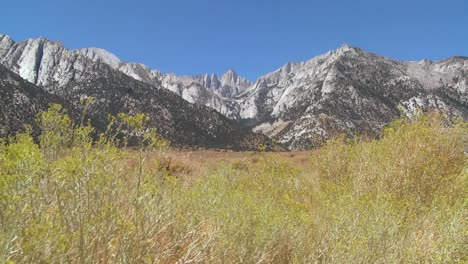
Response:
[[0, 105, 466, 263]]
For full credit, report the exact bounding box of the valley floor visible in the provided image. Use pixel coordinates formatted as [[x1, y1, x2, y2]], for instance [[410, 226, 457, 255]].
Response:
[[0, 110, 466, 263]]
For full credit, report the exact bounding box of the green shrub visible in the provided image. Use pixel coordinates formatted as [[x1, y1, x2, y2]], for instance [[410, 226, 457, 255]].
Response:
[[0, 106, 466, 263]]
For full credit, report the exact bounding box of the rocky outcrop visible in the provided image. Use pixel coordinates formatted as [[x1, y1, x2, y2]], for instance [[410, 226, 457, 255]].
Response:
[[243, 45, 467, 149], [1, 34, 466, 150], [0, 34, 275, 150]]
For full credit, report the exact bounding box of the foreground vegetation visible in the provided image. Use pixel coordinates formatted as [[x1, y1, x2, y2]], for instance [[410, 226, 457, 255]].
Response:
[[0, 105, 466, 263]]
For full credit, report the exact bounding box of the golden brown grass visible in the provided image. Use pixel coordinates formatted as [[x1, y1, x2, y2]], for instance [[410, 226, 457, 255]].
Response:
[[130, 149, 311, 183], [0, 106, 466, 263]]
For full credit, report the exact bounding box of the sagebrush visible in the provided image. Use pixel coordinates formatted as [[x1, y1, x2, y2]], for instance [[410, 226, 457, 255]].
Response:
[[0, 105, 466, 263]]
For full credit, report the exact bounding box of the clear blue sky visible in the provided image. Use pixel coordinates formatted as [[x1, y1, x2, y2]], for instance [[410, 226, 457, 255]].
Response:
[[2, 0, 467, 80]]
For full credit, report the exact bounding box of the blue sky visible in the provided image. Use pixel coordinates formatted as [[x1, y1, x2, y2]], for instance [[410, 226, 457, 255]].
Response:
[[2, 0, 467, 80]]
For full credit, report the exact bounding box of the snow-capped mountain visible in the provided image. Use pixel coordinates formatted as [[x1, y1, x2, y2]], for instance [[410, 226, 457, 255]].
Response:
[[0, 34, 466, 150], [0, 34, 275, 150]]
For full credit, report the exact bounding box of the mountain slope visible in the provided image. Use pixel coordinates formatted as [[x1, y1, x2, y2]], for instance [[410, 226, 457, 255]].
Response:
[[56, 64, 272, 149], [68, 40, 466, 150], [241, 45, 467, 149], [1, 34, 466, 150], [73, 48, 252, 118], [0, 35, 274, 150], [0, 64, 73, 137]]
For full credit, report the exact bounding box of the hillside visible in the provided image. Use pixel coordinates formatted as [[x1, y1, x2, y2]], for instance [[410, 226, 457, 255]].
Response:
[[0, 34, 275, 150]]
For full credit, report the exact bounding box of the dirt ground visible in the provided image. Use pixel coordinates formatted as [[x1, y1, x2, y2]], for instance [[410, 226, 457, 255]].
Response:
[[131, 149, 313, 181], [164, 149, 311, 167]]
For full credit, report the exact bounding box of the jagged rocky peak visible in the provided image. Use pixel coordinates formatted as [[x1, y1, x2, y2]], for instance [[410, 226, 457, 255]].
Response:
[[0, 34, 13, 42], [337, 43, 353, 51], [118, 62, 162, 84], [0, 34, 15, 56], [247, 45, 467, 149], [220, 69, 239, 83], [0, 35, 276, 150], [221, 69, 251, 84], [1, 34, 466, 150], [253, 60, 310, 89], [0, 35, 106, 88], [254, 44, 365, 88], [0, 36, 50, 85], [74, 47, 121, 69], [219, 69, 252, 97], [188, 69, 252, 98], [209, 73, 221, 89], [329, 43, 360, 55], [191, 73, 220, 91], [0, 34, 250, 119]]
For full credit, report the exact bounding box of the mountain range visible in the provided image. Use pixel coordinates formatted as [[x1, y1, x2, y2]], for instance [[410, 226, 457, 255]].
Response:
[[0, 34, 274, 150], [0, 34, 466, 150]]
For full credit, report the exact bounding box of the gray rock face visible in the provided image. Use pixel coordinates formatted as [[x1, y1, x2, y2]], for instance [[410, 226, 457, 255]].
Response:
[[70, 48, 253, 118], [242, 45, 468, 149], [158, 71, 251, 119], [0, 34, 274, 150], [73, 49, 252, 118], [0, 35, 14, 58], [74, 48, 122, 69], [0, 36, 105, 91], [1, 34, 466, 150]]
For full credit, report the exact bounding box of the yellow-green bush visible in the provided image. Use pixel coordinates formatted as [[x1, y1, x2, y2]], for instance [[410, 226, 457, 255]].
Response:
[[308, 113, 467, 263], [0, 106, 466, 263]]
